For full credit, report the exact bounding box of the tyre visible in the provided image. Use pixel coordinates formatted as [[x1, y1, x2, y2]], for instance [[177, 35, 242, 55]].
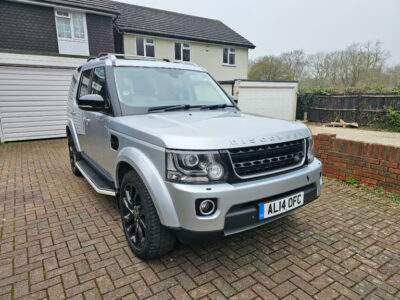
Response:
[[68, 135, 82, 177], [119, 170, 175, 259]]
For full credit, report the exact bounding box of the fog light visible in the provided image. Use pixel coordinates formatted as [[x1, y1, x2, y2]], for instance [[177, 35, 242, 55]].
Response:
[[198, 199, 216, 216]]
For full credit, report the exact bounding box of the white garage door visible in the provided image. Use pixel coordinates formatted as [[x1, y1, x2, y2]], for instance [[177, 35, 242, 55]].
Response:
[[0, 66, 73, 142], [235, 81, 298, 121], [0, 53, 84, 142]]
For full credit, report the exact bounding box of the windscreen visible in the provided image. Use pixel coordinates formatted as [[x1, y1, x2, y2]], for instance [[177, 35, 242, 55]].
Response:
[[114, 67, 232, 114]]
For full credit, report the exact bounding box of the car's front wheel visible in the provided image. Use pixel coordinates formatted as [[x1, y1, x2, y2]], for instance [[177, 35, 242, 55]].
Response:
[[119, 170, 175, 259]]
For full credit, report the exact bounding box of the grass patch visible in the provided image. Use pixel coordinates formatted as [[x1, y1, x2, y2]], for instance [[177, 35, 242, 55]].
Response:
[[345, 177, 359, 185], [360, 185, 400, 203], [343, 177, 400, 203]]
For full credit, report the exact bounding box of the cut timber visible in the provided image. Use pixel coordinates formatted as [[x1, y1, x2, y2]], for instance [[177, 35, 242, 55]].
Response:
[[323, 119, 359, 128]]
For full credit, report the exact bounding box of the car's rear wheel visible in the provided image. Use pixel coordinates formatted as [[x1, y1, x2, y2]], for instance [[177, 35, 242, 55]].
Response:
[[119, 170, 175, 259], [68, 135, 81, 177]]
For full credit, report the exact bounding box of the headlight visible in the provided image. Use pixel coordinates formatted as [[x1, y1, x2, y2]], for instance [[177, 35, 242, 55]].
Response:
[[166, 150, 226, 183], [307, 136, 314, 163]]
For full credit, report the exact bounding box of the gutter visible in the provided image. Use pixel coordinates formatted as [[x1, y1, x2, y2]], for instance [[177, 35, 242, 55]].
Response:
[[119, 28, 256, 49], [8, 0, 120, 17]]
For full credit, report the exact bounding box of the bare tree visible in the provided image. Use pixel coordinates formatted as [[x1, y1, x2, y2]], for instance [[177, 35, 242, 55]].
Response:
[[280, 50, 307, 81], [248, 56, 294, 81], [328, 41, 389, 87], [248, 40, 394, 89]]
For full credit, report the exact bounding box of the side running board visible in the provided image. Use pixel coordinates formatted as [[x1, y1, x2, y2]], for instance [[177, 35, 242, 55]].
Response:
[[75, 160, 116, 196]]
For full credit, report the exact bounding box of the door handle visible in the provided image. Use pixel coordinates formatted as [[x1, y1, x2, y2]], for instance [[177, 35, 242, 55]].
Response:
[[83, 117, 91, 124], [70, 108, 76, 115]]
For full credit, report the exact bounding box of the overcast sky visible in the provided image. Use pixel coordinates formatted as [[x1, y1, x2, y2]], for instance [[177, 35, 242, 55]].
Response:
[[117, 0, 400, 65]]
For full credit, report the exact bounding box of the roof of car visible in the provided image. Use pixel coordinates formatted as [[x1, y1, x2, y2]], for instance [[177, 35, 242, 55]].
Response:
[[113, 2, 255, 49], [83, 56, 205, 72], [30, 0, 119, 15]]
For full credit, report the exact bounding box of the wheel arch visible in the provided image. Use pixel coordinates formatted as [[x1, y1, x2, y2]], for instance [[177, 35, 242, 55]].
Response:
[[115, 148, 180, 228], [66, 120, 82, 152]]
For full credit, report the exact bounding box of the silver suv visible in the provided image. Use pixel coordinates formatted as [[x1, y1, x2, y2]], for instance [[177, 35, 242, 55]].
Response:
[[67, 54, 322, 259]]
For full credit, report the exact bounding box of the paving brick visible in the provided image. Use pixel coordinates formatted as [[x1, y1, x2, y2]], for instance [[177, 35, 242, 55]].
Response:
[[47, 283, 66, 299], [175, 273, 197, 291], [251, 283, 278, 300], [230, 288, 257, 300], [0, 139, 399, 299], [150, 277, 177, 294], [131, 279, 152, 299], [168, 284, 191, 300], [271, 281, 297, 298], [140, 267, 159, 285], [310, 274, 335, 290], [290, 276, 318, 296], [96, 274, 115, 294], [352, 279, 377, 297], [231, 276, 256, 292], [103, 285, 134, 300], [189, 282, 216, 299], [291, 289, 313, 300], [212, 278, 236, 297], [314, 287, 340, 300]]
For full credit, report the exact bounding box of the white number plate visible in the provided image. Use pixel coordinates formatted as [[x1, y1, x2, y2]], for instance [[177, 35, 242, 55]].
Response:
[[259, 192, 304, 220]]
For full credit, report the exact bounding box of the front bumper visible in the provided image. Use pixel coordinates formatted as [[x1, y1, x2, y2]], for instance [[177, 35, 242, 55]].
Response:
[[164, 159, 322, 233]]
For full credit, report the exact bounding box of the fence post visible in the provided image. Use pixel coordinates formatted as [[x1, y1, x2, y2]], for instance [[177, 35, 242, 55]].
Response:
[[355, 93, 361, 124]]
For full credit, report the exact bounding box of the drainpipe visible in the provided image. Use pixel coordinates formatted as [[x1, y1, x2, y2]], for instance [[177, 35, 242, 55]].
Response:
[[112, 14, 124, 54], [234, 80, 241, 100]]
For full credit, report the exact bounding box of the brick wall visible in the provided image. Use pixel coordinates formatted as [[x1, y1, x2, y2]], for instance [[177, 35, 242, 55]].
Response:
[[0, 1, 59, 53], [314, 134, 400, 194], [86, 13, 115, 56]]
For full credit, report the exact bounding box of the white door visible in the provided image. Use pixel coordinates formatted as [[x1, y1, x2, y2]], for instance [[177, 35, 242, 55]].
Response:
[[0, 66, 73, 142]]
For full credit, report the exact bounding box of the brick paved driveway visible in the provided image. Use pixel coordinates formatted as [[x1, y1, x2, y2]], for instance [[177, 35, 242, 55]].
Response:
[[0, 139, 399, 300]]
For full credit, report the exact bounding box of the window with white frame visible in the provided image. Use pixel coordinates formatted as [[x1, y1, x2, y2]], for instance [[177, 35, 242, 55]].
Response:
[[174, 42, 190, 61], [223, 48, 236, 65], [55, 10, 86, 40], [136, 37, 155, 57]]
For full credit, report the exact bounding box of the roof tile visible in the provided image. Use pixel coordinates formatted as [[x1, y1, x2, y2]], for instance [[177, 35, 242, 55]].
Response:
[[32, 0, 119, 14], [114, 2, 255, 49]]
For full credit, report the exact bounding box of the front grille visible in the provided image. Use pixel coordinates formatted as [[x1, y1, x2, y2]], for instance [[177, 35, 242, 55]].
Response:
[[228, 139, 306, 178]]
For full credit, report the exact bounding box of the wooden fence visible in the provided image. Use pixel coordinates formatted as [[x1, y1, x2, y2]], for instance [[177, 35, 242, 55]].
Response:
[[307, 94, 400, 126]]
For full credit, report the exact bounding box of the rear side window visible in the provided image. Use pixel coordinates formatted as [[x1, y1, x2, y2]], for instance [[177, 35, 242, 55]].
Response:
[[90, 67, 107, 100], [78, 69, 92, 99]]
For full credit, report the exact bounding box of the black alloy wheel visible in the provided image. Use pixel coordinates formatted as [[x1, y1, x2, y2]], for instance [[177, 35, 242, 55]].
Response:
[[121, 183, 146, 250], [119, 170, 175, 259]]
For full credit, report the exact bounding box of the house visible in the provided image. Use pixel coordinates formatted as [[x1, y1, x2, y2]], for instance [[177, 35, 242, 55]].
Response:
[[0, 0, 119, 142], [0, 0, 118, 56], [113, 2, 256, 81], [1, 1, 296, 144]]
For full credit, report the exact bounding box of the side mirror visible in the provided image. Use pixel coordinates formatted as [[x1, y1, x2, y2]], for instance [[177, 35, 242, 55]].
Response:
[[230, 96, 238, 104], [78, 94, 107, 111]]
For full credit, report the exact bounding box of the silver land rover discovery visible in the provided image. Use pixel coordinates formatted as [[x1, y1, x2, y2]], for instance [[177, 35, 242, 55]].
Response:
[[66, 54, 322, 259]]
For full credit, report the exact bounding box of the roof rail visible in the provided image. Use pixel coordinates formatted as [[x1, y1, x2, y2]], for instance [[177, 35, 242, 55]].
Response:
[[95, 53, 171, 62], [93, 53, 199, 67], [87, 56, 97, 62], [173, 61, 198, 67]]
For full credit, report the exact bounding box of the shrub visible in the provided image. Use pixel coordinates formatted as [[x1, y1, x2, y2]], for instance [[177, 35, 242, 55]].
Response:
[[386, 108, 400, 132]]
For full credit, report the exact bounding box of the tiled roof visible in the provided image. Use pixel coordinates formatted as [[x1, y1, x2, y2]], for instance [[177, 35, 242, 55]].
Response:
[[114, 2, 255, 49], [30, 0, 119, 15]]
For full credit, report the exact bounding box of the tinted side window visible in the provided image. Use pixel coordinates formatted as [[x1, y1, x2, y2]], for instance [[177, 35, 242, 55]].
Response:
[[91, 67, 107, 100], [79, 69, 92, 98]]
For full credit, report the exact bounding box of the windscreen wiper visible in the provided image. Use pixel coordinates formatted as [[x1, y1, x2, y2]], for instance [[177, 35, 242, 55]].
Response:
[[200, 104, 235, 110], [148, 104, 202, 113]]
